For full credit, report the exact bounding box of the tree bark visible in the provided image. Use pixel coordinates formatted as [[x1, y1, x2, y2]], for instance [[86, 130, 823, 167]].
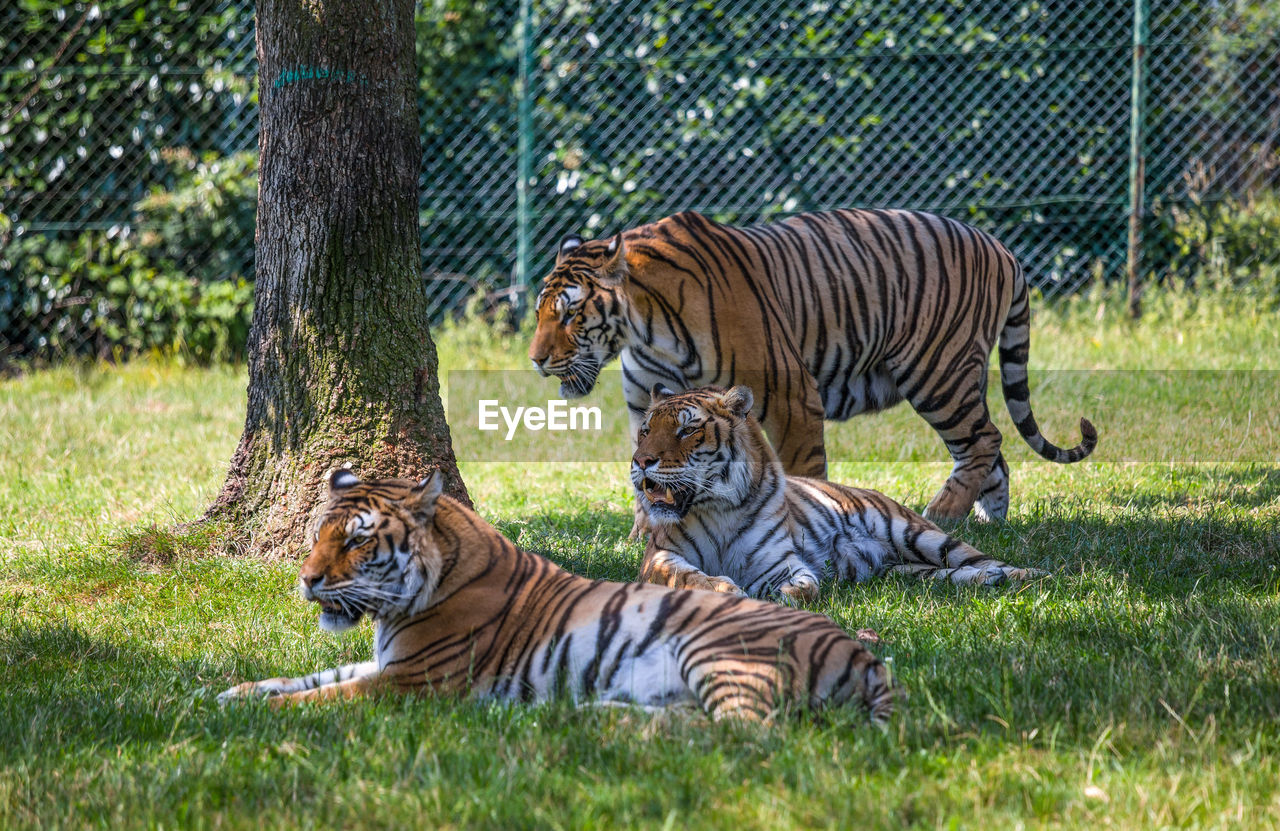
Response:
[[207, 0, 468, 557]]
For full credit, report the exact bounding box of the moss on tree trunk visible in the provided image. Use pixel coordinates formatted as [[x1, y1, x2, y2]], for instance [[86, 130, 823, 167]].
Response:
[[207, 0, 468, 557]]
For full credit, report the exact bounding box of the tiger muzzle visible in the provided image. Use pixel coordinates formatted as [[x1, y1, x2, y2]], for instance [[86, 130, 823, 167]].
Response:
[[636, 475, 695, 519]]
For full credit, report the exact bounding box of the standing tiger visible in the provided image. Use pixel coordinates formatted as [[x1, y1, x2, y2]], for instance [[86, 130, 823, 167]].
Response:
[[218, 469, 895, 723], [633, 385, 1044, 600], [529, 209, 1097, 524]]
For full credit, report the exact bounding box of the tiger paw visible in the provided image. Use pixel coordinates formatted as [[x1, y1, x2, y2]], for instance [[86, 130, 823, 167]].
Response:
[[922, 492, 972, 527], [1005, 567, 1050, 582], [975, 566, 1048, 586], [777, 579, 820, 604], [682, 573, 745, 595], [627, 518, 651, 541], [216, 679, 290, 705]]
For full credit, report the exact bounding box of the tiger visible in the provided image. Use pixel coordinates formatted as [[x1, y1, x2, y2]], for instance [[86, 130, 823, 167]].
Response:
[[217, 469, 896, 724], [528, 209, 1097, 525], [631, 385, 1045, 601]]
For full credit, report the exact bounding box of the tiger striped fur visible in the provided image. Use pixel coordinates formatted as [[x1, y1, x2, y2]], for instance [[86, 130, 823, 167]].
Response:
[[218, 469, 895, 723], [529, 209, 1097, 524], [632, 385, 1044, 601]]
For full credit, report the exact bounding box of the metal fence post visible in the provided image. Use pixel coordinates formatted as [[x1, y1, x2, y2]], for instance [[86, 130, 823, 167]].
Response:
[[1126, 0, 1150, 318], [514, 0, 535, 317]]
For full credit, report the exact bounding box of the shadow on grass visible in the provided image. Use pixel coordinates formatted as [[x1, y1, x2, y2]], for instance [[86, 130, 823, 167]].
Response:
[[462, 495, 1280, 737], [4, 601, 1279, 774], [0, 620, 384, 763], [985, 500, 1280, 596], [489, 507, 641, 583], [1100, 464, 1280, 512], [505, 489, 1279, 599]]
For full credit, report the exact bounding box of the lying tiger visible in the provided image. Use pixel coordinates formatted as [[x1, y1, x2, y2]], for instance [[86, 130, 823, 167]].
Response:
[[633, 385, 1044, 600], [529, 209, 1097, 525], [218, 469, 895, 723]]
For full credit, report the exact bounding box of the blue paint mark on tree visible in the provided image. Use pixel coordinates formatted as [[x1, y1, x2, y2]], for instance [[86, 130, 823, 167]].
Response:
[[271, 65, 369, 89]]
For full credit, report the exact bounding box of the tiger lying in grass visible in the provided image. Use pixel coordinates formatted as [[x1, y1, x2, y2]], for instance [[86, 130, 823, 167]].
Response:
[[632, 385, 1045, 601], [218, 470, 896, 723]]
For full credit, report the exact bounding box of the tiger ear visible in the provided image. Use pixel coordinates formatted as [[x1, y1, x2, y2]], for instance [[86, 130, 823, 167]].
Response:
[[597, 233, 627, 286], [406, 470, 446, 524], [329, 468, 359, 493], [650, 383, 675, 404], [556, 234, 583, 266], [720, 385, 755, 417]]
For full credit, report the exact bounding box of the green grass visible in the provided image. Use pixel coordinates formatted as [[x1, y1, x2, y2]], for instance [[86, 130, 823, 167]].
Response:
[[3, 291, 1279, 829]]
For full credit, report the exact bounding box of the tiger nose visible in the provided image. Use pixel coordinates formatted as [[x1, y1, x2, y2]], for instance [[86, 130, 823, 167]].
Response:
[[633, 454, 657, 472], [531, 356, 549, 376], [300, 573, 323, 591]]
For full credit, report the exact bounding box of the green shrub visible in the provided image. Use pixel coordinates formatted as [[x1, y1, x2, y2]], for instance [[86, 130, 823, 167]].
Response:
[[1156, 189, 1280, 299], [133, 149, 259, 287], [2, 145, 256, 366], [1, 227, 253, 365]]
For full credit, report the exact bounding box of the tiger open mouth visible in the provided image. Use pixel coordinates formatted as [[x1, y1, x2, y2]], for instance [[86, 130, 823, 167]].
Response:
[[316, 599, 363, 631], [638, 476, 695, 519]]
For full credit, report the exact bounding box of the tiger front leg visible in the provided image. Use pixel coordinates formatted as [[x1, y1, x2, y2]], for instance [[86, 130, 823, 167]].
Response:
[[640, 546, 745, 596], [217, 660, 379, 704], [760, 375, 828, 478], [755, 552, 820, 604], [628, 499, 651, 541]]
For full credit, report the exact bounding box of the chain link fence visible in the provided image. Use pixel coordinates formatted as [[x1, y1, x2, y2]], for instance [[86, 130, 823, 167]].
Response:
[[4, 0, 1278, 366]]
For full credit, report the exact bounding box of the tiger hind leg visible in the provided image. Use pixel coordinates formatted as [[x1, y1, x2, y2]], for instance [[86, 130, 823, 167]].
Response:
[[875, 514, 1046, 585], [687, 665, 780, 723], [859, 659, 897, 726], [887, 561, 1040, 585], [893, 353, 1005, 524], [921, 408, 1003, 525], [811, 639, 898, 726], [973, 453, 1010, 522], [886, 529, 1047, 585]]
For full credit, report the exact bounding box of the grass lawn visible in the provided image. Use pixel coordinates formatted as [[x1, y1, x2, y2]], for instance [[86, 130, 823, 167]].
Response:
[[2, 290, 1279, 829]]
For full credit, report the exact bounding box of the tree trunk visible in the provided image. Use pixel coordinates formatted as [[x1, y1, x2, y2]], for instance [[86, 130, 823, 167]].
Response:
[[207, 0, 468, 557]]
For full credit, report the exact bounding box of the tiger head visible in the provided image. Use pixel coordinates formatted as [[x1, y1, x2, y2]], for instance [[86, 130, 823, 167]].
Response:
[[631, 385, 773, 524], [298, 469, 446, 633], [528, 233, 631, 398]]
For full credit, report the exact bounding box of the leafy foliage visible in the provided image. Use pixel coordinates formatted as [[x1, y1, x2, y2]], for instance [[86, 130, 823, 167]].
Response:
[[0, 0, 255, 229], [3, 0, 1278, 363], [1, 150, 255, 364], [0, 0, 256, 364], [1156, 190, 1280, 299], [1, 227, 253, 364]]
